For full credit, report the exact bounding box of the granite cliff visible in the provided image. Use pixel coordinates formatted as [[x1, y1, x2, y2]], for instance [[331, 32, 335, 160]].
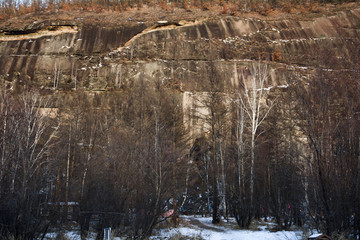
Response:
[[0, 4, 359, 97]]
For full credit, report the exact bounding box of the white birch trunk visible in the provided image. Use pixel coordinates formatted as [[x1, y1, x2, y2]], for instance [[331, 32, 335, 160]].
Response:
[[238, 62, 275, 208]]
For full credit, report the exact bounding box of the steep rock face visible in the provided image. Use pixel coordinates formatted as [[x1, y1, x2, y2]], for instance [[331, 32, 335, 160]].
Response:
[[126, 9, 360, 64], [0, 23, 147, 89], [0, 8, 359, 92]]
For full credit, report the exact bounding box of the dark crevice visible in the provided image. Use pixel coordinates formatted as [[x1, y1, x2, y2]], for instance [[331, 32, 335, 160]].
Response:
[[2, 24, 76, 36], [5, 30, 38, 35], [152, 21, 183, 30]]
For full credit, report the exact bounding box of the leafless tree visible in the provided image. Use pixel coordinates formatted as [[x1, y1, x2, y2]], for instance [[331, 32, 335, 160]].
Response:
[[0, 90, 59, 239], [292, 47, 360, 237], [238, 62, 275, 207]]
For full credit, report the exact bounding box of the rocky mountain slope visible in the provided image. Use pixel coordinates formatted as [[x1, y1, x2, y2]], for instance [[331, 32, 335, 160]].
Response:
[[0, 4, 359, 93], [1, 5, 360, 239]]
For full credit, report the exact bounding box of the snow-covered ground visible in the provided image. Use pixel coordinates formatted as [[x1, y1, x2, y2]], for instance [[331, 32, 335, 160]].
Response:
[[45, 216, 307, 239], [151, 216, 304, 240]]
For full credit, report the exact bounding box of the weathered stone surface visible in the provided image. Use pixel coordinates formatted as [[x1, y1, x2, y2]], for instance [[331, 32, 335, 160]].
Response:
[[0, 8, 359, 92]]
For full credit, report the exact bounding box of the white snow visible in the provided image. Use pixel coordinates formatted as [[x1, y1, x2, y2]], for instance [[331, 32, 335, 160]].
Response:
[[44, 231, 96, 240], [65, 231, 81, 239], [47, 201, 79, 206], [271, 28, 280, 33], [199, 229, 298, 240], [44, 216, 304, 240], [277, 84, 289, 88], [152, 216, 303, 240], [309, 232, 322, 238], [44, 232, 57, 239]]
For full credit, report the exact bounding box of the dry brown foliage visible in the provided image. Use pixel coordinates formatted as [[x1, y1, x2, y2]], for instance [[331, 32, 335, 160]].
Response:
[[202, 2, 211, 11], [220, 4, 228, 14], [0, 0, 357, 22], [183, 1, 190, 10], [271, 49, 282, 62], [259, 3, 271, 16], [229, 4, 238, 16], [282, 1, 292, 13]]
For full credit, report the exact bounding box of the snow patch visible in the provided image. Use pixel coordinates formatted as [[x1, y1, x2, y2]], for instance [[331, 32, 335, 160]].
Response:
[[152, 216, 303, 240]]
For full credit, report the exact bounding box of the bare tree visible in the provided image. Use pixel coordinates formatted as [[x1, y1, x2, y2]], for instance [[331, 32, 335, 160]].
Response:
[[190, 62, 229, 223], [0, 90, 59, 239], [238, 62, 275, 207], [293, 54, 360, 236]]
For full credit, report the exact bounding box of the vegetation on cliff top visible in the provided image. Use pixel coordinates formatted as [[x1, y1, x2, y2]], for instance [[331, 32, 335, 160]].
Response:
[[0, 0, 358, 22]]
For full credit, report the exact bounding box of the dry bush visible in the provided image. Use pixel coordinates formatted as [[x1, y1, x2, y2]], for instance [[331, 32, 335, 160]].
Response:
[[137, 0, 144, 10], [70, 3, 79, 11], [220, 4, 228, 14], [192, 0, 201, 8], [0, 10, 6, 20], [22, 3, 36, 13], [282, 1, 292, 13], [123, 0, 136, 10], [183, 1, 190, 10], [297, 4, 307, 14], [114, 4, 123, 12], [229, 4, 238, 16], [259, 3, 272, 16], [143, 0, 153, 7], [121, 0, 132, 11], [310, 2, 320, 13], [156, 1, 173, 11], [174, 1, 182, 8], [271, 49, 282, 62], [93, 4, 105, 12], [202, 1, 211, 11], [0, 8, 12, 20], [61, 3, 71, 11], [46, 2, 55, 11], [248, 1, 258, 12], [159, 1, 167, 10]]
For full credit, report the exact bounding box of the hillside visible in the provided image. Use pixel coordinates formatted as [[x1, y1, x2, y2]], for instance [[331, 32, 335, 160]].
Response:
[[0, 2, 360, 240]]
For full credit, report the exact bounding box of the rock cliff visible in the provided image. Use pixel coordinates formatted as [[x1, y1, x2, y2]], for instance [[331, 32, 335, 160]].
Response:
[[0, 5, 359, 94]]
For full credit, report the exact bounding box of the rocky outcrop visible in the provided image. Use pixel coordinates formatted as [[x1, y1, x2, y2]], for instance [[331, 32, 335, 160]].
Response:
[[0, 7, 359, 92]]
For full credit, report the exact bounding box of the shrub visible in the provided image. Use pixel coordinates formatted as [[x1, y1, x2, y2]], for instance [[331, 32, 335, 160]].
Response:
[[220, 4, 228, 14], [282, 1, 292, 13], [202, 2, 211, 10], [271, 49, 282, 62], [183, 1, 190, 10], [61, 3, 71, 11], [229, 4, 238, 15], [259, 3, 272, 16]]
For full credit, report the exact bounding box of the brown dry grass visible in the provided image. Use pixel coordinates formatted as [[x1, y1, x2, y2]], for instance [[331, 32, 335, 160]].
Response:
[[0, 2, 359, 32]]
